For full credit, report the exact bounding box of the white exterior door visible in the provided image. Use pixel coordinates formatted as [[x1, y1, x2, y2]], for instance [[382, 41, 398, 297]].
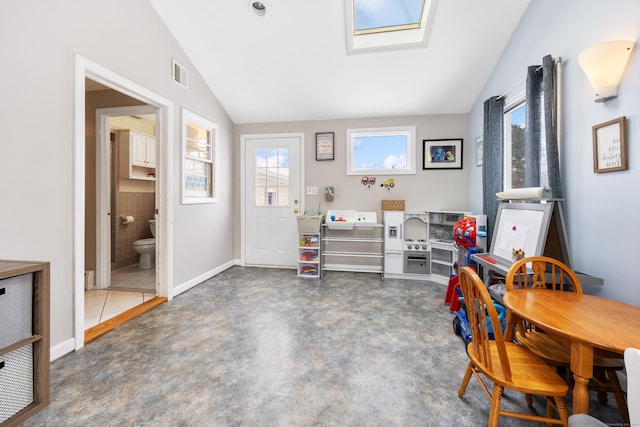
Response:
[[244, 134, 303, 267]]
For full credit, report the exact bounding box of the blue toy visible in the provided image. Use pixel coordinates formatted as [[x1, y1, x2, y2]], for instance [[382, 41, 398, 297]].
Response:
[[452, 291, 506, 349]]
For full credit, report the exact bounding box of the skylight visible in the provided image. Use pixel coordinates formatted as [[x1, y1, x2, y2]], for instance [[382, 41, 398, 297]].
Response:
[[354, 0, 424, 33], [346, 0, 435, 54]]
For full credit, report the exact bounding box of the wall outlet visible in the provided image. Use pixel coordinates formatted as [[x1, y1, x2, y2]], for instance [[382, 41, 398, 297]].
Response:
[[306, 186, 318, 195]]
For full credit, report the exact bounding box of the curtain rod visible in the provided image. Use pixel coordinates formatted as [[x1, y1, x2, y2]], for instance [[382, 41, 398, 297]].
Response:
[[536, 56, 561, 72], [493, 56, 562, 101]]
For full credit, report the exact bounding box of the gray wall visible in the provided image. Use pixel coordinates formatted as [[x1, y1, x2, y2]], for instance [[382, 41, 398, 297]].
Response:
[[469, 0, 640, 303], [0, 0, 235, 353], [235, 114, 471, 259]]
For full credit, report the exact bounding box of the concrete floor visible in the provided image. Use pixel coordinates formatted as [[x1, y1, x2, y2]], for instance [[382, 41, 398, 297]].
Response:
[[22, 267, 624, 426]]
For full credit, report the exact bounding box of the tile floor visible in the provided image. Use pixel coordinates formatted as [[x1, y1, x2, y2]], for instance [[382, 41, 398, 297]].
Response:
[[84, 265, 156, 330]]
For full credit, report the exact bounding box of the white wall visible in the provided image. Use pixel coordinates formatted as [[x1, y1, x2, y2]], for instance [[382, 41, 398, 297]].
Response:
[[0, 0, 235, 354], [469, 0, 640, 303], [234, 114, 471, 259]]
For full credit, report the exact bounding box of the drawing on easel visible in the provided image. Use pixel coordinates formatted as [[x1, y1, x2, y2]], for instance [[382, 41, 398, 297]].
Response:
[[498, 221, 529, 254], [490, 203, 549, 264]]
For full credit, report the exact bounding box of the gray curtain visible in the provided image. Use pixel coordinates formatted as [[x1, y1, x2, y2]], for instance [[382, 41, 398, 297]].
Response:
[[525, 55, 562, 198], [482, 96, 505, 243]]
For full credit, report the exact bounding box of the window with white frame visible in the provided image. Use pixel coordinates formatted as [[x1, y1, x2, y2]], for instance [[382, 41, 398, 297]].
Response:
[[503, 98, 526, 190], [182, 108, 218, 204], [346, 126, 416, 175]]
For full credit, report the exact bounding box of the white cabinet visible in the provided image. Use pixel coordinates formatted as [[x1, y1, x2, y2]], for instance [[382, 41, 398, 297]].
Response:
[[119, 130, 156, 180], [427, 211, 466, 285], [383, 211, 404, 278], [429, 241, 457, 284], [384, 250, 403, 277], [298, 233, 321, 278]]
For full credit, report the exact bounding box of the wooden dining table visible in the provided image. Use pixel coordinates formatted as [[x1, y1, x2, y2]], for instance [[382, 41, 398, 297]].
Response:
[[502, 289, 640, 415]]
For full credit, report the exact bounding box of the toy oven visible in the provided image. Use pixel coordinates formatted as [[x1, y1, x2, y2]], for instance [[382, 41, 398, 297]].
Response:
[[404, 251, 430, 275]]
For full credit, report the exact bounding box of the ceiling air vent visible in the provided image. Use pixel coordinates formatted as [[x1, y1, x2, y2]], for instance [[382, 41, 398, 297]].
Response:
[[172, 60, 188, 89]]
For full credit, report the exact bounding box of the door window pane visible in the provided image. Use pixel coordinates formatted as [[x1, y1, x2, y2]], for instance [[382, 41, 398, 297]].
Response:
[[255, 147, 290, 206]]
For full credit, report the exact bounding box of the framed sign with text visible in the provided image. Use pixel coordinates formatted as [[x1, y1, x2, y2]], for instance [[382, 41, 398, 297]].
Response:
[[593, 116, 627, 173], [316, 132, 334, 161]]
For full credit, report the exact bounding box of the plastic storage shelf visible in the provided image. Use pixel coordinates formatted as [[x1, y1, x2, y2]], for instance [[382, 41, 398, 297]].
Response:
[[297, 233, 321, 278]]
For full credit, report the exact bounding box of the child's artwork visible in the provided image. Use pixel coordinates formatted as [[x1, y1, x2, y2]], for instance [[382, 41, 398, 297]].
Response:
[[498, 221, 529, 254]]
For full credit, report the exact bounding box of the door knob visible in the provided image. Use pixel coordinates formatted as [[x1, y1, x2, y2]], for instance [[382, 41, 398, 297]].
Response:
[[294, 200, 299, 204], [294, 208, 299, 214]]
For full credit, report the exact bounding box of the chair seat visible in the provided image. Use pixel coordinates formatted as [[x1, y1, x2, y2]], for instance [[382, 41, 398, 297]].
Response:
[[469, 340, 569, 396]]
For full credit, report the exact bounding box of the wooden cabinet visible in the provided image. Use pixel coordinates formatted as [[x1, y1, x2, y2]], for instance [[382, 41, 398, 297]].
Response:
[[119, 130, 156, 180], [0, 260, 50, 426]]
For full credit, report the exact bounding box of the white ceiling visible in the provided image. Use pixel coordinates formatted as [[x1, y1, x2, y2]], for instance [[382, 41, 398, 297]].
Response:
[[149, 0, 530, 124]]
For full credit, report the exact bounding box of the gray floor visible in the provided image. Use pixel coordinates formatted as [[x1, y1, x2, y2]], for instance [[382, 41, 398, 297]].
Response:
[[23, 267, 623, 426]]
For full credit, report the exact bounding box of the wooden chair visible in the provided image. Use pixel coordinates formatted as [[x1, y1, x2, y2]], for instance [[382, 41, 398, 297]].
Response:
[[506, 256, 628, 425], [457, 266, 569, 427]]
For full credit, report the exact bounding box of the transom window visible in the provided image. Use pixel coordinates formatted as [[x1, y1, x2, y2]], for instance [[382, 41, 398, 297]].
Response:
[[346, 0, 434, 54], [346, 126, 416, 175]]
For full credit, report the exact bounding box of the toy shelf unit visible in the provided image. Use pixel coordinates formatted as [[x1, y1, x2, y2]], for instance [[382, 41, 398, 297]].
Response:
[[296, 215, 323, 278], [322, 211, 383, 275], [298, 234, 321, 278], [427, 211, 468, 285], [429, 240, 458, 285], [0, 260, 50, 427]]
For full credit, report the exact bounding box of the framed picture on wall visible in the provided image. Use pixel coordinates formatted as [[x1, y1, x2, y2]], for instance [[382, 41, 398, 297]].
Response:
[[593, 116, 627, 173], [423, 138, 463, 170], [316, 132, 334, 161], [475, 135, 483, 166]]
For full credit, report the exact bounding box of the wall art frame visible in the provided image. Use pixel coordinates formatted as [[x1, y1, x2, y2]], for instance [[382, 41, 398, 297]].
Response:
[[475, 135, 484, 166], [423, 138, 463, 170], [593, 116, 627, 173], [316, 132, 334, 161]]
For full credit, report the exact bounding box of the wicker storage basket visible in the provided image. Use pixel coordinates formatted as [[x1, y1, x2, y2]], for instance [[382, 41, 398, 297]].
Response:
[[296, 215, 323, 233], [381, 200, 405, 211]]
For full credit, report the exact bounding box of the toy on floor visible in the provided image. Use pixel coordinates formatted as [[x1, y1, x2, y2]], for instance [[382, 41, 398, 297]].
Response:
[[452, 287, 507, 349]]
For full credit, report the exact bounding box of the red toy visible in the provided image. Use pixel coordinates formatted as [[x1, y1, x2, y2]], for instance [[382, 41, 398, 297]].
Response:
[[453, 217, 476, 248]]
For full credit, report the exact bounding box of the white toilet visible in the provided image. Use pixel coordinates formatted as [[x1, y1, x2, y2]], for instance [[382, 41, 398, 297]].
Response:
[[132, 219, 156, 270]]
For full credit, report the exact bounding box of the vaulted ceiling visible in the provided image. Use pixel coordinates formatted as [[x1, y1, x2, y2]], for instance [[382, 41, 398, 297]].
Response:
[[149, 0, 530, 124]]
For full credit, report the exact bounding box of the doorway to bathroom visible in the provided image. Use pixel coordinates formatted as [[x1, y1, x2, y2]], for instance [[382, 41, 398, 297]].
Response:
[[87, 104, 159, 330], [76, 57, 172, 351]]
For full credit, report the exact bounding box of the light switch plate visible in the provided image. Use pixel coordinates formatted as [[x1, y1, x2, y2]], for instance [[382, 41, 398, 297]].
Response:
[[306, 186, 318, 195]]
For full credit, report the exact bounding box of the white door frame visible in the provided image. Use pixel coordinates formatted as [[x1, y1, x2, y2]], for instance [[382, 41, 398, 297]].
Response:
[[240, 133, 305, 266], [96, 105, 159, 292], [74, 55, 174, 350]]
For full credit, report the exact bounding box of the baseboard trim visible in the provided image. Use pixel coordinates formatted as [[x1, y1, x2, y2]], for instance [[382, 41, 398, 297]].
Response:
[[172, 260, 235, 296], [51, 338, 76, 362]]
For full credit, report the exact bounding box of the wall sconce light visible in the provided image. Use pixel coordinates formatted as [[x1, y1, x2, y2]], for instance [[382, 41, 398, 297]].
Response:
[[578, 40, 635, 102]]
